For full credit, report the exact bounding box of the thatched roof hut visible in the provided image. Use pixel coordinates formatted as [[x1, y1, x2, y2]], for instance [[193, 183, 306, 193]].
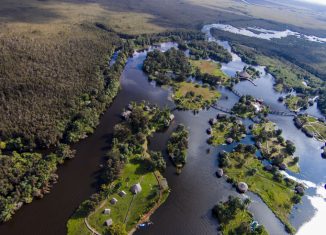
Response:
[[216, 168, 224, 178], [131, 183, 142, 194], [103, 208, 111, 215], [279, 163, 287, 170], [226, 138, 233, 144], [105, 219, 113, 227], [237, 182, 248, 193], [238, 71, 251, 80], [118, 191, 127, 197], [110, 198, 118, 205], [264, 164, 273, 172], [206, 128, 212, 135], [209, 118, 217, 125], [295, 185, 305, 195]]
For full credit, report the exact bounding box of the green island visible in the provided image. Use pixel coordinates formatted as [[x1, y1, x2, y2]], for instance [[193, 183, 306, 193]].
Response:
[[143, 47, 223, 110], [232, 95, 269, 119], [294, 115, 326, 142], [284, 95, 309, 112], [191, 59, 230, 85], [212, 196, 268, 235], [252, 121, 300, 173], [219, 144, 303, 234], [207, 115, 246, 146], [67, 102, 172, 235], [173, 82, 221, 110], [186, 40, 232, 63], [167, 124, 189, 172]]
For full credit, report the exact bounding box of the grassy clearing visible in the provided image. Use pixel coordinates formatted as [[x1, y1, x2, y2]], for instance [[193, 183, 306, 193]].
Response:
[[87, 158, 161, 233], [173, 82, 220, 110], [213, 196, 268, 235], [252, 122, 300, 173], [221, 148, 297, 233], [284, 96, 308, 112], [208, 117, 246, 146], [190, 60, 229, 82], [298, 115, 326, 142]]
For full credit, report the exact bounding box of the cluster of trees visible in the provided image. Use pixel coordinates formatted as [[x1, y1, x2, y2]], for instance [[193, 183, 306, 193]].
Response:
[[143, 48, 192, 85], [232, 95, 269, 118], [0, 143, 75, 222], [212, 196, 266, 235], [102, 102, 171, 183], [187, 40, 232, 63], [167, 124, 189, 167]]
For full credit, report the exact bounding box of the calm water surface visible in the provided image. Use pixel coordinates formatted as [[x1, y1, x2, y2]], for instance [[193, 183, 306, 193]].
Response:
[[1, 27, 325, 235]]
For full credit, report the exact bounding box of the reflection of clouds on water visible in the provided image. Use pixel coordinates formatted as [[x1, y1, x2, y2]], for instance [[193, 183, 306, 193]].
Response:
[[203, 23, 326, 43], [281, 171, 326, 234]]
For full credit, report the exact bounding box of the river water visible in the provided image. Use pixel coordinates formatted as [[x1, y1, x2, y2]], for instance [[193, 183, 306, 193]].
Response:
[[1, 27, 325, 235]]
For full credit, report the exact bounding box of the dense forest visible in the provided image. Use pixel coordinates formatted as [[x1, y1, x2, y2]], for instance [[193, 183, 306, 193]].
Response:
[[187, 41, 232, 63], [0, 22, 138, 222], [143, 48, 192, 85]]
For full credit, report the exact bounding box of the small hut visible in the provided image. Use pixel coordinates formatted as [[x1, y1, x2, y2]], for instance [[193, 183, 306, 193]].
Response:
[[278, 96, 284, 102], [295, 185, 305, 195], [216, 168, 224, 178], [279, 163, 287, 170], [264, 164, 273, 172], [110, 198, 118, 205], [103, 208, 111, 215], [238, 71, 251, 80], [321, 151, 326, 159], [209, 118, 217, 125], [206, 128, 212, 135], [118, 191, 127, 197], [226, 138, 233, 144], [131, 183, 142, 194], [169, 114, 175, 121], [237, 182, 248, 193], [235, 119, 243, 125], [105, 219, 113, 227]]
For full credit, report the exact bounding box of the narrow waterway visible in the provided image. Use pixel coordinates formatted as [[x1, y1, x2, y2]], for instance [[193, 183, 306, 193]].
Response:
[[1, 26, 325, 235]]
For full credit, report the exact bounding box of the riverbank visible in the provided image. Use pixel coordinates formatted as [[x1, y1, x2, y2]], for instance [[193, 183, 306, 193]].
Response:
[[67, 102, 172, 235]]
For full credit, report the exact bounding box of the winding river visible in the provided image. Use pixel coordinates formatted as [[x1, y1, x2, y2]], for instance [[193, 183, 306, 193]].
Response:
[[0, 25, 325, 235]]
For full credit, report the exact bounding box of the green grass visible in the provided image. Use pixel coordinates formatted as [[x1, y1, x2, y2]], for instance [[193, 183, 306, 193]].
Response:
[[252, 122, 300, 173], [190, 60, 229, 82], [299, 116, 326, 142], [224, 151, 296, 233], [222, 209, 268, 235], [87, 158, 161, 233], [285, 96, 307, 112], [173, 82, 220, 110], [209, 117, 246, 146]]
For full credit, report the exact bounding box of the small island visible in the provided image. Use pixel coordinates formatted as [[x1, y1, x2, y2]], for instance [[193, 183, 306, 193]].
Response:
[[218, 144, 303, 234], [212, 196, 268, 235], [284, 95, 309, 112], [207, 115, 246, 146], [191, 59, 230, 85], [252, 121, 299, 173], [173, 82, 221, 110], [232, 95, 269, 119], [294, 114, 326, 142], [167, 124, 189, 172], [67, 102, 173, 235]]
